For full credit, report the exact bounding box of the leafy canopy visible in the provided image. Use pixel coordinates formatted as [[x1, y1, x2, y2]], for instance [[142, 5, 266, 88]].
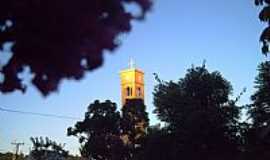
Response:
[[67, 100, 124, 160], [0, 0, 152, 96], [250, 61, 270, 128], [29, 137, 68, 160], [68, 99, 149, 160], [255, 0, 270, 56], [152, 64, 241, 160]]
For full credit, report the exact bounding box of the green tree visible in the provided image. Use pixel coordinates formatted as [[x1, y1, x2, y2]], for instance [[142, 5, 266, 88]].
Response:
[[153, 64, 241, 160], [28, 137, 68, 160], [138, 125, 175, 160], [245, 61, 270, 160], [255, 0, 270, 56], [250, 61, 270, 129], [0, 152, 25, 160], [0, 0, 152, 96], [120, 99, 149, 159], [67, 100, 125, 160]]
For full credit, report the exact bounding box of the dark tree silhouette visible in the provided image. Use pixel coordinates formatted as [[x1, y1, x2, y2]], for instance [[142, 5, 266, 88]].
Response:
[[245, 61, 270, 160], [29, 137, 68, 160], [67, 100, 126, 160], [152, 64, 241, 160], [250, 61, 270, 129], [138, 125, 176, 160], [255, 0, 270, 56], [120, 99, 149, 159], [68, 99, 150, 160], [0, 152, 25, 160], [0, 0, 152, 96]]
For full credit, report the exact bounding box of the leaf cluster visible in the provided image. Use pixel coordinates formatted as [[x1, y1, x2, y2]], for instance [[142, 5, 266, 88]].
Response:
[[0, 0, 152, 95], [255, 0, 270, 55], [68, 99, 148, 160], [29, 137, 68, 160], [151, 64, 242, 160]]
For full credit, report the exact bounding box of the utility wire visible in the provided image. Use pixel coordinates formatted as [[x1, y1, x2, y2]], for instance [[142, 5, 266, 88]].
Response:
[[0, 106, 80, 120]]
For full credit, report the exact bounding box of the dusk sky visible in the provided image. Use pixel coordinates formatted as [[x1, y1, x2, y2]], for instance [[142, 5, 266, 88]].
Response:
[[0, 0, 267, 155]]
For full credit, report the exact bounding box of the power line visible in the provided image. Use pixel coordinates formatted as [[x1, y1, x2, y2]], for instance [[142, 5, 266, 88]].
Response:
[[0, 106, 80, 120]]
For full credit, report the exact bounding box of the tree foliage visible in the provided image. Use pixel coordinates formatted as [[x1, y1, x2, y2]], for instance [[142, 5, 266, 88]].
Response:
[[121, 99, 149, 143], [250, 61, 270, 128], [0, 152, 25, 160], [28, 137, 68, 160], [138, 125, 175, 160], [245, 61, 270, 160], [121, 99, 149, 159], [67, 100, 125, 160], [152, 64, 241, 160], [68, 99, 149, 160], [255, 0, 270, 56], [0, 0, 152, 96]]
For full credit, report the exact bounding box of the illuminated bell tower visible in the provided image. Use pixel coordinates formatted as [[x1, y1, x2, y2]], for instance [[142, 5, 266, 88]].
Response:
[[120, 59, 144, 106]]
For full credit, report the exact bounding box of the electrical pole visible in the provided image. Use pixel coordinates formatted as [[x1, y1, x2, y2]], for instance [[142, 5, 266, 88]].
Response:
[[11, 141, 24, 160]]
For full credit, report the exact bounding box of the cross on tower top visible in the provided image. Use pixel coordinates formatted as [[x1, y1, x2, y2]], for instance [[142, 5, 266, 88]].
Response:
[[128, 58, 135, 69]]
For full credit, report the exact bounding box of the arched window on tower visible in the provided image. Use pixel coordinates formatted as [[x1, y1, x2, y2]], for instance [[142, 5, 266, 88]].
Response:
[[137, 87, 141, 96], [126, 87, 132, 96]]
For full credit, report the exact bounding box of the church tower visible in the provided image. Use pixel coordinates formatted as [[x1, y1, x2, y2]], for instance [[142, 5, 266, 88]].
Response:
[[120, 59, 144, 106]]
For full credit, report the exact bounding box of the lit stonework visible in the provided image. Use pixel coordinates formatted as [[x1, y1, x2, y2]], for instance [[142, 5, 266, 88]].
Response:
[[120, 61, 144, 106]]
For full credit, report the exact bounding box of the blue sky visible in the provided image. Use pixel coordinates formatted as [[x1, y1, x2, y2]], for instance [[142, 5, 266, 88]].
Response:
[[0, 0, 267, 155]]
